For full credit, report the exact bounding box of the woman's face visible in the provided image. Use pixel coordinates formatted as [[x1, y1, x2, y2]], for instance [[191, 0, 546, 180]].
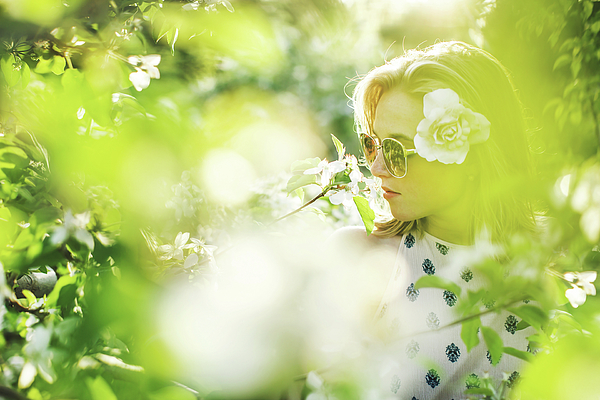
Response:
[[370, 87, 475, 237]]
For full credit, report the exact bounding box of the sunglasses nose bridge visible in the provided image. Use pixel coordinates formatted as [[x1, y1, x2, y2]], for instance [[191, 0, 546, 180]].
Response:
[[360, 134, 407, 178], [369, 144, 392, 177]]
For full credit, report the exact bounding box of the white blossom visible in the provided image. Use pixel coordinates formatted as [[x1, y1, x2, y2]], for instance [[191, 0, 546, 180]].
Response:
[[50, 210, 94, 250], [128, 55, 161, 91], [158, 232, 190, 261], [304, 159, 346, 187], [564, 271, 597, 308]]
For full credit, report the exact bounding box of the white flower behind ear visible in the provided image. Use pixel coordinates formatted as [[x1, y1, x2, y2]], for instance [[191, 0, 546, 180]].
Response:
[[415, 88, 490, 164]]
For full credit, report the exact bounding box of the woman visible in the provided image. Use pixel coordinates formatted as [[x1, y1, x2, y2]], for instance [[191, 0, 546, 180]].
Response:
[[332, 41, 538, 399]]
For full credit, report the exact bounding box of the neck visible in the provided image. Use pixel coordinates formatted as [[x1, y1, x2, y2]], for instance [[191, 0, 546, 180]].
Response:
[[422, 184, 477, 246], [422, 215, 472, 246]]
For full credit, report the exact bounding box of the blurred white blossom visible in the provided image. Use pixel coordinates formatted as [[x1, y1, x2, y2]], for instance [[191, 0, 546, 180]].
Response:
[[165, 171, 203, 220], [128, 54, 161, 91], [158, 232, 191, 261], [304, 159, 346, 187], [51, 210, 94, 250], [305, 371, 337, 400], [564, 271, 597, 308], [570, 164, 600, 243]]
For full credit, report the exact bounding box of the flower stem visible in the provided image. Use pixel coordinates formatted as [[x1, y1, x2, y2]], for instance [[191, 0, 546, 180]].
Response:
[[268, 189, 327, 226]]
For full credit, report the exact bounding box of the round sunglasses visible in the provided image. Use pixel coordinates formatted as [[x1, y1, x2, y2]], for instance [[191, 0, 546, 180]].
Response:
[[359, 132, 418, 178]]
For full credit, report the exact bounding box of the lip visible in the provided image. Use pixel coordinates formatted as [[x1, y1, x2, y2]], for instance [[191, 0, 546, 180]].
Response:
[[382, 186, 401, 199]]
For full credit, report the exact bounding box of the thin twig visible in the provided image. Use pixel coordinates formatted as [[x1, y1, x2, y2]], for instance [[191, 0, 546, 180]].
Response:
[[268, 190, 326, 226]]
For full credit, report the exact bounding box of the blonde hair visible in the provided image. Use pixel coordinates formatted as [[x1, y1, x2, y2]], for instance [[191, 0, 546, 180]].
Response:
[[352, 41, 537, 243]]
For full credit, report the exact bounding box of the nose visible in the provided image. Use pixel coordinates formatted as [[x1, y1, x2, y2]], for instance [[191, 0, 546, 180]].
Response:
[[370, 148, 390, 178]]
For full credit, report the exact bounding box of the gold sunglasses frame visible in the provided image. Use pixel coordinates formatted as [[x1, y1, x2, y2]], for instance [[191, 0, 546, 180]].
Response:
[[359, 133, 417, 178]]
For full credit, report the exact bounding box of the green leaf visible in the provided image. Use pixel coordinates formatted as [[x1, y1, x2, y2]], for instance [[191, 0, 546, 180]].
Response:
[[0, 206, 11, 222], [61, 68, 84, 89], [121, 95, 148, 115], [293, 187, 304, 203], [306, 207, 326, 222], [583, 0, 593, 20], [503, 346, 534, 362], [34, 58, 53, 74], [464, 388, 495, 396], [26, 241, 43, 261], [149, 386, 197, 400], [481, 326, 503, 365], [167, 27, 179, 55], [414, 275, 462, 296], [1, 55, 21, 87], [20, 61, 30, 89], [290, 157, 320, 174], [221, 0, 234, 12], [508, 305, 547, 331], [516, 319, 530, 331], [51, 56, 66, 75], [571, 54, 582, 78], [29, 207, 62, 229], [156, 19, 171, 43], [286, 174, 318, 192], [45, 275, 77, 309], [461, 316, 481, 352], [553, 54, 571, 71], [35, 359, 56, 384], [0, 146, 29, 169], [22, 289, 37, 307], [331, 172, 351, 186], [331, 134, 345, 160], [13, 228, 34, 250], [353, 196, 375, 235], [86, 376, 117, 400]]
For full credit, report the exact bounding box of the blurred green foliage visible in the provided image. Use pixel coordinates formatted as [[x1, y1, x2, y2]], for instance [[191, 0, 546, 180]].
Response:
[[1, 0, 600, 399]]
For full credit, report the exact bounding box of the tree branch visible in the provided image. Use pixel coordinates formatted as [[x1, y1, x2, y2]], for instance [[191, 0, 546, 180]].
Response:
[[0, 386, 31, 400]]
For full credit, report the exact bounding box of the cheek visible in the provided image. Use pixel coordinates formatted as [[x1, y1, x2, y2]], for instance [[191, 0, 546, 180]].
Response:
[[402, 160, 469, 208]]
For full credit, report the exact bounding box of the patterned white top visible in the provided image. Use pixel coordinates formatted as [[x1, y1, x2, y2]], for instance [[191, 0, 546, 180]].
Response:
[[372, 230, 531, 400]]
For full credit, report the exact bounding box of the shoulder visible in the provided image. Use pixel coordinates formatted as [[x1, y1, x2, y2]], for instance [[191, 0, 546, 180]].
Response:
[[327, 226, 402, 254]]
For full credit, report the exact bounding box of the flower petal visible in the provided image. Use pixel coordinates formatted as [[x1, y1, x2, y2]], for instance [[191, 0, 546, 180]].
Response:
[[329, 190, 348, 205], [581, 281, 596, 296], [184, 253, 199, 269], [468, 112, 491, 144], [416, 118, 434, 138], [146, 65, 160, 80], [328, 160, 346, 174], [175, 232, 190, 248], [74, 229, 95, 250], [580, 271, 597, 283], [565, 286, 587, 308], [563, 272, 576, 282], [304, 166, 323, 175], [129, 70, 150, 91], [349, 170, 362, 183], [423, 88, 460, 118], [142, 54, 161, 67]]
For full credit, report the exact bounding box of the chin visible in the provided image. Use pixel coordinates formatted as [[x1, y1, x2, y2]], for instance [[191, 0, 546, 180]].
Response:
[[388, 203, 427, 222], [390, 209, 417, 222]]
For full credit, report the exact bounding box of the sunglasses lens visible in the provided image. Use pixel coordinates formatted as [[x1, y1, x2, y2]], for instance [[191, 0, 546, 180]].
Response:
[[382, 139, 407, 178], [360, 133, 378, 166]]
